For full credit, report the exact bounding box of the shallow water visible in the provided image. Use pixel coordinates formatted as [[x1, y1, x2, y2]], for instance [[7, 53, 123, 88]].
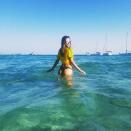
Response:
[[0, 55, 131, 131]]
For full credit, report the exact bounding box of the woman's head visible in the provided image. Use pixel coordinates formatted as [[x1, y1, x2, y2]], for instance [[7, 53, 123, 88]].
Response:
[[61, 35, 71, 48]]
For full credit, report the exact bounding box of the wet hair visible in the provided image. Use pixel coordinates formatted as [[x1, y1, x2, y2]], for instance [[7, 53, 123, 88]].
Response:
[[60, 35, 70, 56], [61, 35, 70, 48]]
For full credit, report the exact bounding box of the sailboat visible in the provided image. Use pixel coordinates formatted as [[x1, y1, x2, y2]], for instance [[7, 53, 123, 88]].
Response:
[[103, 51, 112, 56], [119, 32, 131, 56], [102, 33, 112, 56], [90, 42, 102, 56], [90, 52, 102, 56]]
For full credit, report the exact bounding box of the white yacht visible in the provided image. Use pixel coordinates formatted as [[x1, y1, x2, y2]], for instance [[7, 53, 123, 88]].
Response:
[[90, 52, 102, 56], [102, 51, 112, 56]]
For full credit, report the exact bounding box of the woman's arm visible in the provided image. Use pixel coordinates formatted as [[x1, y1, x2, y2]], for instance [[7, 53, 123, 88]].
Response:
[[47, 58, 59, 72], [71, 59, 86, 75]]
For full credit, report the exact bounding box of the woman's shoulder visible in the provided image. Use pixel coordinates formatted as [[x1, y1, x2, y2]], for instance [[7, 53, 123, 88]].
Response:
[[65, 47, 73, 52], [68, 48, 74, 54], [69, 47, 73, 52], [58, 48, 64, 57], [66, 47, 74, 58]]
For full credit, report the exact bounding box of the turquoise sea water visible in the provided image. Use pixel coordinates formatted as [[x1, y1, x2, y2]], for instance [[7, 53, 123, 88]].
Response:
[[0, 55, 131, 131]]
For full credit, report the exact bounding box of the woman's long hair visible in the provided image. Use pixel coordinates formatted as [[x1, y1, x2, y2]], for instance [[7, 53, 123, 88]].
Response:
[[61, 35, 70, 48], [60, 35, 70, 56]]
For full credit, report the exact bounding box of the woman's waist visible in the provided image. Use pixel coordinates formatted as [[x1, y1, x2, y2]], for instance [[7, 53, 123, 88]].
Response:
[[61, 60, 71, 65], [61, 64, 72, 69], [60, 58, 71, 63]]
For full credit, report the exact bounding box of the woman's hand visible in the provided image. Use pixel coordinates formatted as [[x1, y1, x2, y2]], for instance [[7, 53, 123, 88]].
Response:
[[80, 70, 86, 75], [47, 59, 59, 73], [47, 68, 53, 72], [70, 59, 86, 75]]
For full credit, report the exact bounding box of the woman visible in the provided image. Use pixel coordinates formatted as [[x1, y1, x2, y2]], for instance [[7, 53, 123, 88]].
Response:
[[47, 36, 86, 84]]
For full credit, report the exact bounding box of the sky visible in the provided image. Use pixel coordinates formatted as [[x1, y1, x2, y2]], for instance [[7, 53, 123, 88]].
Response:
[[0, 0, 131, 54]]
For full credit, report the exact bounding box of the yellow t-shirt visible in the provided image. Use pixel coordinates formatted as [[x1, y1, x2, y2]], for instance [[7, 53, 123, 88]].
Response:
[[57, 47, 74, 65]]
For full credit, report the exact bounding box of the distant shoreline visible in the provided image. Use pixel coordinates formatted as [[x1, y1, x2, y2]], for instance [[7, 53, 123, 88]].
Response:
[[0, 54, 131, 56]]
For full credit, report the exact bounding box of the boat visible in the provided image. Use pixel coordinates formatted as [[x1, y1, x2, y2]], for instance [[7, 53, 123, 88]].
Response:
[[119, 32, 131, 56], [90, 52, 102, 56], [102, 33, 112, 56], [102, 51, 112, 56], [119, 52, 131, 56]]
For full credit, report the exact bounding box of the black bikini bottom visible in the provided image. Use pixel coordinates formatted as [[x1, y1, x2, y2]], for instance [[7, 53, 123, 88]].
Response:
[[58, 65, 72, 76]]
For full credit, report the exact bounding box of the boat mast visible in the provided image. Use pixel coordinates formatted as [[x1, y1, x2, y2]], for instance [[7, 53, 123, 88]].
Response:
[[103, 33, 107, 52], [125, 32, 128, 54]]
